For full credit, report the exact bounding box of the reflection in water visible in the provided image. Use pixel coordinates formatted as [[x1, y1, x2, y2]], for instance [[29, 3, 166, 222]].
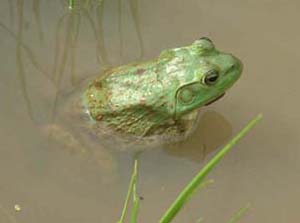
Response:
[[128, 0, 144, 58], [118, 0, 144, 61], [1, 0, 145, 116], [51, 13, 68, 83], [165, 111, 232, 163], [2, 0, 148, 186], [95, 1, 110, 65], [50, 4, 110, 122], [32, 0, 44, 43], [44, 122, 119, 184], [8, 0, 14, 25], [16, 0, 34, 121], [52, 7, 107, 86], [118, 0, 123, 59], [53, 13, 74, 86], [0, 22, 50, 78]]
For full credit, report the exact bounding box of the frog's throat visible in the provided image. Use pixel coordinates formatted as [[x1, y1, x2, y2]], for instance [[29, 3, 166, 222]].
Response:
[[204, 92, 225, 106]]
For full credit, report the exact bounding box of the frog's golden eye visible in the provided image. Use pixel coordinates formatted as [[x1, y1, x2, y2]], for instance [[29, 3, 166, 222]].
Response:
[[199, 37, 212, 43], [203, 70, 219, 86], [178, 87, 196, 104]]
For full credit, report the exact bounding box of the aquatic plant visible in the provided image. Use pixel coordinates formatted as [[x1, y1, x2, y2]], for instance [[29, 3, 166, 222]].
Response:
[[69, 0, 75, 9], [118, 114, 263, 223]]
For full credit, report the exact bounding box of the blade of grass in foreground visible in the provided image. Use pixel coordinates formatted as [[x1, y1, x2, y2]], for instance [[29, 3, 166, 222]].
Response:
[[159, 114, 263, 223], [130, 159, 140, 223], [117, 159, 139, 223], [227, 203, 251, 223]]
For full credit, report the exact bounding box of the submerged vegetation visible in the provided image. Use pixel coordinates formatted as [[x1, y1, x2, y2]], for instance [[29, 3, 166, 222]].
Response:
[[119, 114, 262, 223], [69, 0, 75, 9], [0, 1, 263, 222], [0, 0, 143, 123]]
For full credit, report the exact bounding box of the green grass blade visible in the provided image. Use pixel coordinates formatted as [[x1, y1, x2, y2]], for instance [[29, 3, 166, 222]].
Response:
[[117, 159, 139, 223], [227, 203, 251, 223], [130, 194, 140, 223], [159, 114, 263, 223], [69, 0, 75, 10], [131, 160, 140, 223]]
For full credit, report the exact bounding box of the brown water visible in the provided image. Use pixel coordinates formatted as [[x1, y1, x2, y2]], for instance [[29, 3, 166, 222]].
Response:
[[0, 0, 300, 222]]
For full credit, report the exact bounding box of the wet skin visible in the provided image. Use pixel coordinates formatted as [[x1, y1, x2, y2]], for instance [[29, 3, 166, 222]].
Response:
[[82, 38, 243, 137]]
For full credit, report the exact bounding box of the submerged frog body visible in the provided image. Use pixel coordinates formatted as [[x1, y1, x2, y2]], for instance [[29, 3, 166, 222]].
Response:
[[82, 38, 242, 139]]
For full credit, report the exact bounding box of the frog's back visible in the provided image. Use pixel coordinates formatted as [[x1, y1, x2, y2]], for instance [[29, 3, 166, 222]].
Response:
[[54, 80, 191, 151]]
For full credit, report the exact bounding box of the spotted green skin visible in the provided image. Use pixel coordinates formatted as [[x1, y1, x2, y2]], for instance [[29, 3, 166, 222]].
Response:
[[83, 38, 242, 136]]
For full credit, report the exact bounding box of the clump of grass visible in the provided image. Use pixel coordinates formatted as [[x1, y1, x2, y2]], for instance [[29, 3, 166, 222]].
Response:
[[119, 114, 262, 223]]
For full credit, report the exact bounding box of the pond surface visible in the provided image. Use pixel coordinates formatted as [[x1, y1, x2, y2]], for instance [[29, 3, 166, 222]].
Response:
[[0, 0, 299, 222]]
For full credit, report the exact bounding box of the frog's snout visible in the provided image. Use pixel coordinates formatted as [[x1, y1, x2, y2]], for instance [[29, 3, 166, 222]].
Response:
[[233, 55, 243, 73], [227, 58, 243, 76], [219, 53, 243, 81]]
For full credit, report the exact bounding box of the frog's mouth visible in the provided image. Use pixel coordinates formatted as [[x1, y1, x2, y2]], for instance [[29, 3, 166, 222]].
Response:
[[204, 93, 225, 106]]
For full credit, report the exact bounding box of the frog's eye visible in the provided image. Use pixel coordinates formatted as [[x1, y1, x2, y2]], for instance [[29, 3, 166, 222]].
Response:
[[199, 37, 212, 43], [203, 70, 219, 86], [178, 87, 196, 105]]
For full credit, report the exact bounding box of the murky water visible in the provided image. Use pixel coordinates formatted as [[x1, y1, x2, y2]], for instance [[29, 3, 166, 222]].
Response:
[[1, 0, 300, 222]]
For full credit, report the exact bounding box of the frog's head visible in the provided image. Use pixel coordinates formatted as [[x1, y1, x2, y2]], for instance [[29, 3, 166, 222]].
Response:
[[174, 37, 243, 119]]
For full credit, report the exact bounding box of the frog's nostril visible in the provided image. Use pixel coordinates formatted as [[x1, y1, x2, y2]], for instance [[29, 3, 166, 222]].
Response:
[[226, 64, 235, 73], [225, 61, 242, 77], [224, 64, 237, 76]]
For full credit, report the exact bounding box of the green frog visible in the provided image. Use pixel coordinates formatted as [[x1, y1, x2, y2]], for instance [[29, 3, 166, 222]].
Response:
[[82, 37, 242, 140], [45, 38, 242, 182]]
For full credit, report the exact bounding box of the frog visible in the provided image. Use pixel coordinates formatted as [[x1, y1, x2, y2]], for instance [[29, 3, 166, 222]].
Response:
[[50, 37, 243, 148], [44, 37, 242, 182], [81, 37, 242, 143]]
